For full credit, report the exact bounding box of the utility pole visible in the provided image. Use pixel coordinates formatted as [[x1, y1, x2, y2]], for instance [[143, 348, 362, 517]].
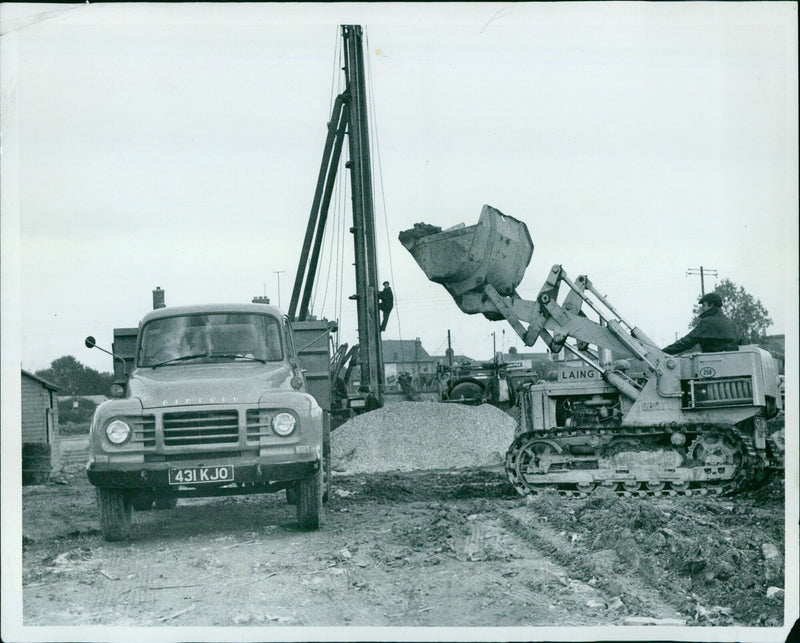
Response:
[[273, 270, 285, 308], [446, 330, 453, 367], [686, 266, 718, 296]]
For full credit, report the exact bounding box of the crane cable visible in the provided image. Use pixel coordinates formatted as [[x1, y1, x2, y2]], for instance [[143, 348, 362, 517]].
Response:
[[364, 27, 408, 364]]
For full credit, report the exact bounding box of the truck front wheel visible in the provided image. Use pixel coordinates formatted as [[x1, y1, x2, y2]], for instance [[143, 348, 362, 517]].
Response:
[[96, 487, 132, 541], [295, 465, 323, 530]]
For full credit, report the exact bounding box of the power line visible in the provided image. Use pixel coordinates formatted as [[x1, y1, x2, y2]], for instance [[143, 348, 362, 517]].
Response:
[[686, 266, 718, 296]]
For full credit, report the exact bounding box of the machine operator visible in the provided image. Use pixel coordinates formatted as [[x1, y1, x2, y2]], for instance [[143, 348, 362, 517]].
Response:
[[662, 292, 740, 355]]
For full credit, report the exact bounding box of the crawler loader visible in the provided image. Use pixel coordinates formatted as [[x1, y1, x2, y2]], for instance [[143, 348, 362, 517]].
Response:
[[400, 206, 783, 497]]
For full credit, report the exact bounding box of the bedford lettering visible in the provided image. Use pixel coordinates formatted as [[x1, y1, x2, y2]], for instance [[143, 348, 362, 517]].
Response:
[[162, 396, 239, 406]]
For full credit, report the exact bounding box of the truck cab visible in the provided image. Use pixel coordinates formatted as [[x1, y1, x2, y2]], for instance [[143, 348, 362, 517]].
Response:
[[87, 303, 328, 540]]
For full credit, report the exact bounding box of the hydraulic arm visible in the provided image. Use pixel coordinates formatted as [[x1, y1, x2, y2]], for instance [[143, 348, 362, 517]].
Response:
[[401, 206, 783, 498], [399, 206, 664, 402]]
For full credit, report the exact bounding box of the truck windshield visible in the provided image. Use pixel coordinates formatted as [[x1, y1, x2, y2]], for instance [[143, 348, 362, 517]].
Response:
[[138, 313, 284, 367]]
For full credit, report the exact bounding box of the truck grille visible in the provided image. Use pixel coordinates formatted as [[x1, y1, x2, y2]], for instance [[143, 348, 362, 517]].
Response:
[[246, 409, 268, 441], [162, 410, 240, 446], [134, 416, 156, 448]]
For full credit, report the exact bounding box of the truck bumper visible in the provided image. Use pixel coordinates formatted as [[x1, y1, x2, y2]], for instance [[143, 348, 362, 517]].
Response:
[[86, 459, 319, 490]]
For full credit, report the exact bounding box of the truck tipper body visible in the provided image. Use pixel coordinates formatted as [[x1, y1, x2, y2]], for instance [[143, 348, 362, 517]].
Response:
[[86, 303, 329, 540]]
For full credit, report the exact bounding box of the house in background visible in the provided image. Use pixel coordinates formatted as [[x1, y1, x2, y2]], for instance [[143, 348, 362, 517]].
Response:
[[382, 338, 439, 391], [431, 350, 477, 368]]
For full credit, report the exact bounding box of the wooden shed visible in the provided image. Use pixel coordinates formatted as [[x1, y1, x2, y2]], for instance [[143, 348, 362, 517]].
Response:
[[21, 370, 59, 484], [22, 370, 59, 443]]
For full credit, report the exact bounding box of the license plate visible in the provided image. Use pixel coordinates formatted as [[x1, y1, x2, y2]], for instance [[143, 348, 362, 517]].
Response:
[[168, 465, 234, 485]]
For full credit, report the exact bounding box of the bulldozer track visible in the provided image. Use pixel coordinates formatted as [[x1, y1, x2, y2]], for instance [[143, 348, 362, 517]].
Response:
[[504, 422, 767, 499]]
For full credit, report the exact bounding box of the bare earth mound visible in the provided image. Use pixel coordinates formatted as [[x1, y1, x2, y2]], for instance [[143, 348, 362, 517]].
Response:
[[331, 402, 516, 474]]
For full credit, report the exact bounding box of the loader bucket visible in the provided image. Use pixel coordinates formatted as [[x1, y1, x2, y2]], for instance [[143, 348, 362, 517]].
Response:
[[399, 205, 533, 315]]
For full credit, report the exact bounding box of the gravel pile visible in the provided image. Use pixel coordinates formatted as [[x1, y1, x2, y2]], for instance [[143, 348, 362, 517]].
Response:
[[330, 402, 516, 474]]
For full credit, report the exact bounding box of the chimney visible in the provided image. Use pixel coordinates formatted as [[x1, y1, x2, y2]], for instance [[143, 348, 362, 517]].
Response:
[[152, 286, 165, 309]]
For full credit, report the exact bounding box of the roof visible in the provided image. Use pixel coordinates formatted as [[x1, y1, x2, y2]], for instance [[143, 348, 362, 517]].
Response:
[[432, 353, 477, 364], [382, 339, 434, 362], [498, 351, 553, 363], [21, 370, 60, 392], [140, 303, 285, 324]]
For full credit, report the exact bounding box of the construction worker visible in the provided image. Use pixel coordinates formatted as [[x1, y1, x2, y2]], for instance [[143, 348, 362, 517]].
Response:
[[378, 281, 394, 332], [663, 292, 740, 355], [485, 370, 516, 408], [397, 371, 416, 400]]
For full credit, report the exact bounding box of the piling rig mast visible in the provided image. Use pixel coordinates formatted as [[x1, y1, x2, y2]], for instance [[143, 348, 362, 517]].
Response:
[[289, 25, 384, 421]]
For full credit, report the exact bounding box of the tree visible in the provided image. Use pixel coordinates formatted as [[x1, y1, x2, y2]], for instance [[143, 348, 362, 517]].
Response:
[[690, 278, 773, 343], [35, 356, 114, 396]]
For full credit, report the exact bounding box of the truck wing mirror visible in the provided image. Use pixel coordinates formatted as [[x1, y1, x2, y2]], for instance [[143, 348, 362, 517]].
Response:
[[85, 336, 127, 378]]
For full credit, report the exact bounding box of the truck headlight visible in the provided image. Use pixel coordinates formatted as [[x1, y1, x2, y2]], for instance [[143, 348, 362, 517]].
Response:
[[271, 412, 296, 436], [106, 419, 132, 444]]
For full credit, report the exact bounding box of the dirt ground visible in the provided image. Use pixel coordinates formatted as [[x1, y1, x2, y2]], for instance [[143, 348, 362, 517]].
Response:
[[18, 460, 789, 637]]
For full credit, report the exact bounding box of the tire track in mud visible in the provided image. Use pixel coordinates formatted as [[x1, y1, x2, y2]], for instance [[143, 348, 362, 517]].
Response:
[[331, 506, 608, 626], [447, 513, 621, 624], [331, 488, 604, 625], [498, 505, 686, 622]]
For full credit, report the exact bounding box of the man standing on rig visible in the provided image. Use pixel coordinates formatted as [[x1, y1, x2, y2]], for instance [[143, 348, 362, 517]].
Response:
[[378, 281, 394, 332]]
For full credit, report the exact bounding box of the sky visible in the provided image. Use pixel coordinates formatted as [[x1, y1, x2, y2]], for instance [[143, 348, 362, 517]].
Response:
[[2, 2, 797, 377]]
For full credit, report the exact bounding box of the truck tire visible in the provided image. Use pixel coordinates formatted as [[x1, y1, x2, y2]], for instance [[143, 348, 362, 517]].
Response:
[[96, 488, 132, 541], [448, 379, 484, 404], [295, 465, 323, 530]]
